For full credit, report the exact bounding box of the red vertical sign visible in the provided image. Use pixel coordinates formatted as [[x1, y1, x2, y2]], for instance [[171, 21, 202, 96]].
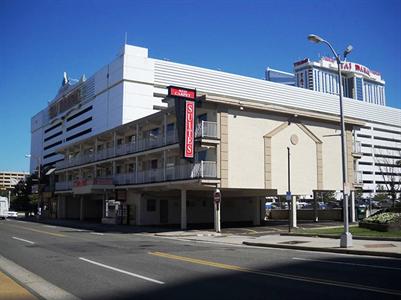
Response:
[[184, 100, 195, 158]]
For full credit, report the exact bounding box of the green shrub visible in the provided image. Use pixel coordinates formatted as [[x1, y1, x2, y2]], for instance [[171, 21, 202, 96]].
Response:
[[364, 212, 401, 224]]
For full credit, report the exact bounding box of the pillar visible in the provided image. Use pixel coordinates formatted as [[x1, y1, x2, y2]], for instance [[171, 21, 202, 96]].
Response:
[[313, 190, 319, 222], [253, 197, 261, 226], [181, 190, 187, 230], [290, 195, 297, 228], [79, 196, 85, 221], [136, 194, 142, 225], [350, 190, 356, 223]]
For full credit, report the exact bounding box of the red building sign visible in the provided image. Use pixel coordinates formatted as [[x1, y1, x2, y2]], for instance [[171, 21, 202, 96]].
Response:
[[184, 101, 195, 158], [168, 86, 196, 100]]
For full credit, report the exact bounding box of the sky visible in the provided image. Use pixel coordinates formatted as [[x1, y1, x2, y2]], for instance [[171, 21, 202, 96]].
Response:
[[1, 0, 400, 172]]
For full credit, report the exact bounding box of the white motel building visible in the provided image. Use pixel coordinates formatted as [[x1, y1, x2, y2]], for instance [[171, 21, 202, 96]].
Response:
[[30, 45, 401, 227]]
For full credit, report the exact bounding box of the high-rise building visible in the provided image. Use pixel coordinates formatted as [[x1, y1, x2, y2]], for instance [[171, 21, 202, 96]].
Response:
[[293, 57, 386, 106]]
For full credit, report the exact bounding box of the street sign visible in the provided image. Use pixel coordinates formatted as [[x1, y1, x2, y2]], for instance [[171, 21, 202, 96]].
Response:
[[286, 191, 292, 201], [213, 189, 221, 204]]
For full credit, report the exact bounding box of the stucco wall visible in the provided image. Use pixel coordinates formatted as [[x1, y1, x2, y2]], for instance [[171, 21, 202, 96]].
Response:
[[227, 109, 343, 196]]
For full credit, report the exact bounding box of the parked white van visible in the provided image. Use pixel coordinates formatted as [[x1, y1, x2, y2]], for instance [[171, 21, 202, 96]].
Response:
[[0, 196, 9, 219]]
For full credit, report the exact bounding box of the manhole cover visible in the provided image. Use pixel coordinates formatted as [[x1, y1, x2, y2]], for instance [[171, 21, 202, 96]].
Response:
[[364, 243, 396, 249], [279, 240, 310, 245]]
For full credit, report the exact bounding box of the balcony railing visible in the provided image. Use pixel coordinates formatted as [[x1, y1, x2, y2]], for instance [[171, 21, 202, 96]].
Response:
[[56, 121, 219, 170], [55, 181, 73, 191], [352, 141, 362, 156], [195, 121, 218, 139], [56, 132, 178, 170], [114, 161, 217, 186], [354, 170, 363, 184]]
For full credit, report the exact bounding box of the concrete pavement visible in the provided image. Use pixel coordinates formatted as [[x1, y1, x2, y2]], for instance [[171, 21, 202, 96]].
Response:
[[154, 230, 401, 258], [1, 218, 401, 300], [13, 217, 401, 258]]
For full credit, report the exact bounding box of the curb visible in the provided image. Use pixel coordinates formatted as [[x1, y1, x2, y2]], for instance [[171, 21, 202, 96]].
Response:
[[242, 241, 401, 259], [0, 255, 80, 300], [281, 232, 401, 242]]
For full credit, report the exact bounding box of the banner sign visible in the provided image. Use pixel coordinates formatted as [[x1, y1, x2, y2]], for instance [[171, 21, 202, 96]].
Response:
[[184, 101, 195, 158], [169, 86, 196, 160]]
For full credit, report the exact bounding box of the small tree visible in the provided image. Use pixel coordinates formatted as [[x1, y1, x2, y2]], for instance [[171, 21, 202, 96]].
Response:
[[12, 175, 38, 214], [375, 148, 401, 208]]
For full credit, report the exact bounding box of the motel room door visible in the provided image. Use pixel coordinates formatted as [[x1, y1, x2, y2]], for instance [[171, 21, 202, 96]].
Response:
[[160, 200, 168, 223]]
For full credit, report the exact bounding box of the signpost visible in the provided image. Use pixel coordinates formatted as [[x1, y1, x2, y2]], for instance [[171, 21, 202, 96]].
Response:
[[214, 189, 221, 233]]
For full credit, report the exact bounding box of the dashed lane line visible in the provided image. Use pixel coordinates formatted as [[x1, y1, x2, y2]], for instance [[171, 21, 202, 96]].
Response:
[[12, 237, 35, 245], [78, 257, 165, 285]]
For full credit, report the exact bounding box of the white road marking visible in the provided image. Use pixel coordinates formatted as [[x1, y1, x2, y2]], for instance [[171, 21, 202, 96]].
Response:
[[90, 232, 104, 235], [293, 257, 401, 271], [78, 257, 165, 285], [12, 237, 35, 245]]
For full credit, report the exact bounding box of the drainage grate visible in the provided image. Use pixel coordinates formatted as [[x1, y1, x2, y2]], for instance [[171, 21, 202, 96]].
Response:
[[279, 240, 310, 245], [364, 243, 396, 249]]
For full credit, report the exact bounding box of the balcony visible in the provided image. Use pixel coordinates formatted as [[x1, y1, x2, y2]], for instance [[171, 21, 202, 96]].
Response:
[[354, 170, 363, 186], [55, 181, 73, 191], [195, 121, 218, 139], [56, 132, 178, 170], [72, 177, 114, 194], [114, 161, 217, 186], [352, 141, 362, 158]]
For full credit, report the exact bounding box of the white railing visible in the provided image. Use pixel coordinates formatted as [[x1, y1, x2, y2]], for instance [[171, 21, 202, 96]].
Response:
[[354, 170, 363, 184], [195, 121, 218, 139], [353, 141, 362, 155], [56, 133, 178, 169], [113, 161, 217, 186], [55, 181, 73, 191]]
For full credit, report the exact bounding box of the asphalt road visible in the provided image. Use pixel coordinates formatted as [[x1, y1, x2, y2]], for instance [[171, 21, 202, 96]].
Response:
[[1, 219, 400, 300]]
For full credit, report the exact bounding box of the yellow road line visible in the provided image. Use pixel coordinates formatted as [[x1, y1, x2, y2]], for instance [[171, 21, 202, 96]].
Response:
[[240, 228, 258, 234], [6, 224, 66, 238], [0, 270, 38, 300], [149, 251, 401, 296]]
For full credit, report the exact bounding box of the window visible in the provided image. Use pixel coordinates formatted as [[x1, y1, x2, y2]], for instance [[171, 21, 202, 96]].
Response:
[[151, 159, 158, 169], [116, 166, 121, 174], [127, 163, 135, 173], [147, 199, 156, 212], [150, 128, 160, 138], [167, 123, 175, 133], [196, 150, 207, 162], [66, 106, 93, 122], [197, 114, 207, 123], [66, 117, 92, 131]]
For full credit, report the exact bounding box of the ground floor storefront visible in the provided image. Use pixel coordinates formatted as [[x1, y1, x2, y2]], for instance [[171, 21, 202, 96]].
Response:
[[53, 186, 274, 229]]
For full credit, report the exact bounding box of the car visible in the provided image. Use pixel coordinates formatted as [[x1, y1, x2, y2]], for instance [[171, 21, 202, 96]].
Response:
[[7, 211, 18, 218]]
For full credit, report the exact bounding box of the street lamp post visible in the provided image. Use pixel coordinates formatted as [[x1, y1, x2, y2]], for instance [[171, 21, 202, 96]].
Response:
[[308, 34, 353, 248]]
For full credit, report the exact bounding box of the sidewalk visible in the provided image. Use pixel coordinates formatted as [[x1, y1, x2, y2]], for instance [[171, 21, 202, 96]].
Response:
[[155, 230, 401, 258]]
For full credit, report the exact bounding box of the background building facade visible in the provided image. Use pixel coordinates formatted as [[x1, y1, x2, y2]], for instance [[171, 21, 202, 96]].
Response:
[[0, 171, 29, 190], [293, 57, 386, 106]]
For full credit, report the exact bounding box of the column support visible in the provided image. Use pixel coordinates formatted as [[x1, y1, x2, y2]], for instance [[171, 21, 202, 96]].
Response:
[[181, 189, 187, 230], [80, 196, 84, 221], [253, 197, 261, 226]]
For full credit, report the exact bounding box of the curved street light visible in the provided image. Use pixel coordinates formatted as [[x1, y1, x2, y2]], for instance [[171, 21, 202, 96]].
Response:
[[308, 34, 353, 248]]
